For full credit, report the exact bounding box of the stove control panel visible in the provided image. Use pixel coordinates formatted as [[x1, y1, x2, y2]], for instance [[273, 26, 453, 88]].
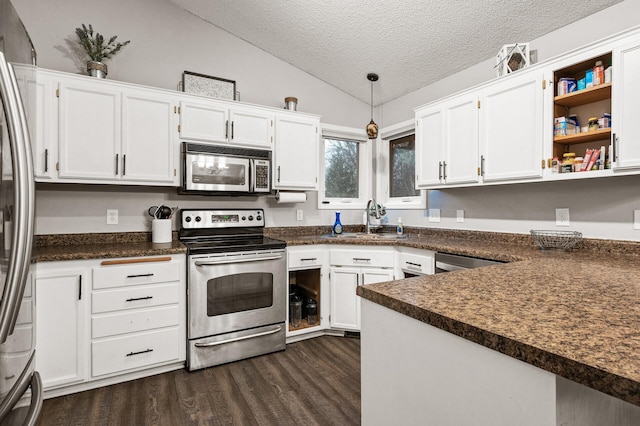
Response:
[[181, 209, 265, 229]]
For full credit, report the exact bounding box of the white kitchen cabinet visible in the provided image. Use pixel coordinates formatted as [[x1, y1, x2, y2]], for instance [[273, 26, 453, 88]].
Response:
[[612, 37, 640, 170], [35, 264, 90, 390], [57, 78, 179, 185], [179, 99, 273, 149], [34, 255, 186, 396], [329, 247, 395, 331], [12, 64, 57, 180], [274, 113, 319, 190], [121, 89, 178, 184], [479, 71, 547, 182], [58, 80, 121, 181], [415, 92, 479, 188]]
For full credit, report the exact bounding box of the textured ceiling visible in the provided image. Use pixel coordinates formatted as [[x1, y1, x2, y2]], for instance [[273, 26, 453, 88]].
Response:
[[169, 0, 622, 105]]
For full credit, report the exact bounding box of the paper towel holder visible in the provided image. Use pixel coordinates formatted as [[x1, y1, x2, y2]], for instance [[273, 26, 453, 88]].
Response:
[[273, 190, 307, 204]]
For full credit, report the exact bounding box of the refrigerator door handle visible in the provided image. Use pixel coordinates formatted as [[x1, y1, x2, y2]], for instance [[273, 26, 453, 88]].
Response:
[[0, 353, 42, 424], [0, 53, 35, 344]]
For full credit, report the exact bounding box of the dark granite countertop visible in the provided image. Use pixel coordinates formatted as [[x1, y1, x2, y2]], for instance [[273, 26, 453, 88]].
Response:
[[34, 232, 186, 262], [267, 226, 640, 407]]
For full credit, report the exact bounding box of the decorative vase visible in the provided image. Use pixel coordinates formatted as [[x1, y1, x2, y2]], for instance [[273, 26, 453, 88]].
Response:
[[87, 61, 107, 78], [333, 211, 343, 235]]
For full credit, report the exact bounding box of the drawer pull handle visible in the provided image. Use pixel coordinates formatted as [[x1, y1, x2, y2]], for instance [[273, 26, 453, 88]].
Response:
[[101, 257, 171, 266], [125, 296, 153, 302], [126, 273, 154, 279], [126, 348, 153, 357], [5, 374, 15, 380], [300, 258, 317, 261], [353, 258, 371, 262], [406, 261, 422, 267]]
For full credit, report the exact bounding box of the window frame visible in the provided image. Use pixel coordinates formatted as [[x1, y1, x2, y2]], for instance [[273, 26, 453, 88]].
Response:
[[318, 124, 371, 210], [376, 119, 427, 210]]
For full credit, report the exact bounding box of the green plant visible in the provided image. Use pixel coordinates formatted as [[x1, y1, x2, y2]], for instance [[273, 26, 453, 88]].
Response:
[[75, 24, 130, 62]]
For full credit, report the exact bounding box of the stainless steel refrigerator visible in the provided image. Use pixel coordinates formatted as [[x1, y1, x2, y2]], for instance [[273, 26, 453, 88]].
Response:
[[0, 0, 41, 424]]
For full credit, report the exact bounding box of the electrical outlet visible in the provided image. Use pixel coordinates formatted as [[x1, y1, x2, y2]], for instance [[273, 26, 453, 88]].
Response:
[[634, 210, 640, 230], [106, 209, 118, 225], [456, 210, 464, 223], [296, 209, 303, 221], [555, 208, 570, 227], [428, 209, 441, 223]]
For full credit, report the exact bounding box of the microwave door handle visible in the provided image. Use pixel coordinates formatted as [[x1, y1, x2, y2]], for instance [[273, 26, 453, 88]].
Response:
[[249, 159, 255, 192]]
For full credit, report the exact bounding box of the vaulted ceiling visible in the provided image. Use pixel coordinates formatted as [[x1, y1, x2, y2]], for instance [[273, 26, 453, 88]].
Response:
[[169, 0, 622, 105]]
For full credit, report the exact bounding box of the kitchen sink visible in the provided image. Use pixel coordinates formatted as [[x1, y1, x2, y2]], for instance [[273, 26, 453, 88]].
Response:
[[321, 232, 408, 240]]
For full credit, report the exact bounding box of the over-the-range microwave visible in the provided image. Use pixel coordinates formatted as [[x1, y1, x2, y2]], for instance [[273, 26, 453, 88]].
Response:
[[181, 142, 272, 195]]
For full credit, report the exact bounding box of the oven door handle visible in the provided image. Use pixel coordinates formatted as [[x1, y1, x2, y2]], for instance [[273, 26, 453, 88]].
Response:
[[194, 325, 283, 348], [194, 254, 284, 266]]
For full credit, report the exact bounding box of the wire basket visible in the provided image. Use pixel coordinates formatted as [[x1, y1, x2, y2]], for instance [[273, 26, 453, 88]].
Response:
[[530, 230, 582, 250]]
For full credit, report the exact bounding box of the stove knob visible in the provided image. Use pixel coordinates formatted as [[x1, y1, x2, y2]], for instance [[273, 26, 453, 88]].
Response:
[[195, 216, 202, 222], [248, 215, 254, 221], [256, 215, 262, 221], [185, 216, 192, 223], [242, 216, 246, 221]]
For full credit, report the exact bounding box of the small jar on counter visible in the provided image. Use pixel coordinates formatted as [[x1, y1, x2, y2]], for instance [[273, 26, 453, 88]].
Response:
[[574, 156, 584, 172], [588, 117, 599, 132]]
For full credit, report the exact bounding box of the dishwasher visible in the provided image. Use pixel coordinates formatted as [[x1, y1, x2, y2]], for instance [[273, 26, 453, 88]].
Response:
[[434, 252, 504, 273]]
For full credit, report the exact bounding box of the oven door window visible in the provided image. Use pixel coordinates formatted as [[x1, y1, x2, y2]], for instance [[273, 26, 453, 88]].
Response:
[[207, 272, 273, 316], [186, 153, 250, 192]]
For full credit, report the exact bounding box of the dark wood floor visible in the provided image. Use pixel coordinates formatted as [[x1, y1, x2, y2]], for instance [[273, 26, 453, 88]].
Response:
[[37, 336, 361, 425]]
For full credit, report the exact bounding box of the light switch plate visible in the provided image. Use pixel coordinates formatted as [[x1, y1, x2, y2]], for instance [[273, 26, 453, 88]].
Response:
[[555, 208, 570, 227], [429, 209, 441, 223], [456, 210, 464, 223], [634, 210, 640, 230]]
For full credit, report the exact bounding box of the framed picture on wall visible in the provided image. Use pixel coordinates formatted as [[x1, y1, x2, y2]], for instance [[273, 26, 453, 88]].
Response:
[[182, 71, 236, 100]]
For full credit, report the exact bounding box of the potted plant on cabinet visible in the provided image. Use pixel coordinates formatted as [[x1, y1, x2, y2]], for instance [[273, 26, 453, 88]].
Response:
[[75, 24, 130, 78]]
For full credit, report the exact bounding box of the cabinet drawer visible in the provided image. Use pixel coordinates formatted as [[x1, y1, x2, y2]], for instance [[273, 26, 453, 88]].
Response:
[[92, 305, 180, 338], [330, 249, 394, 268], [288, 249, 324, 268], [92, 282, 181, 314], [93, 260, 180, 290], [398, 252, 434, 275], [92, 327, 181, 377]]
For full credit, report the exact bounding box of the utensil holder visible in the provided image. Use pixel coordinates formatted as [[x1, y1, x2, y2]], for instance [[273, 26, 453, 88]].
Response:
[[152, 219, 172, 243]]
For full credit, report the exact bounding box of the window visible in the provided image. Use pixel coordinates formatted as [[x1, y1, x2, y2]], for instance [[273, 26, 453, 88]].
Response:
[[389, 135, 419, 198], [319, 125, 370, 209], [376, 119, 426, 209]]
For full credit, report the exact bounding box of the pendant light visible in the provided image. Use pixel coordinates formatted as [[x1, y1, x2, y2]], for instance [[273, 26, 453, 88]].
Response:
[[366, 73, 379, 139]]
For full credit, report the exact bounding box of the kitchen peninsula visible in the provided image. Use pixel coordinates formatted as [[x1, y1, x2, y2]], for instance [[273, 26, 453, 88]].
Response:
[[355, 238, 640, 425]]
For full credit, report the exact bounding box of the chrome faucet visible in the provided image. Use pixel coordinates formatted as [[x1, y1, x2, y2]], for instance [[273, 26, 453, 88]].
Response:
[[365, 198, 381, 234]]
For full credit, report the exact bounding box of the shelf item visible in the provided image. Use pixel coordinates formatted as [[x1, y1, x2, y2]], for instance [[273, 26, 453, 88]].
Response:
[[554, 83, 611, 107], [553, 128, 611, 145]]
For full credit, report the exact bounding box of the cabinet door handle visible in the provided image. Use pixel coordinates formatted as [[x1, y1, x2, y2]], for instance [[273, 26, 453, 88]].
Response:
[[231, 121, 234, 139], [126, 348, 153, 357], [613, 133, 619, 162], [442, 161, 447, 180], [277, 166, 281, 183], [126, 273, 154, 279], [78, 275, 82, 301], [125, 296, 153, 302], [122, 154, 126, 176], [480, 155, 486, 177], [115, 153, 119, 175], [44, 149, 48, 172], [225, 120, 229, 139], [438, 161, 443, 180]]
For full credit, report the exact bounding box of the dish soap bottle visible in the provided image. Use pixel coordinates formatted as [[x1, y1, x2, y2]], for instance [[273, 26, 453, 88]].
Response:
[[333, 211, 343, 235], [396, 217, 404, 235]]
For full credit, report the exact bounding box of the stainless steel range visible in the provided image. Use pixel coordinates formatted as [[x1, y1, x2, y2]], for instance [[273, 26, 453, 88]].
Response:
[[180, 208, 287, 371]]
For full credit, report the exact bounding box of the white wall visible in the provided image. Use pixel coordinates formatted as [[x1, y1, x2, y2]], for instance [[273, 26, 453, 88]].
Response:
[[11, 0, 369, 127]]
